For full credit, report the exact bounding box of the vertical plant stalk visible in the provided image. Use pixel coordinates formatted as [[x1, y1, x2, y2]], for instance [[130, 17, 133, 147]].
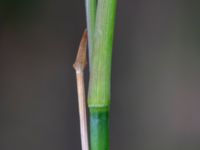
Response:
[[87, 0, 117, 150], [73, 30, 89, 150], [85, 0, 97, 67]]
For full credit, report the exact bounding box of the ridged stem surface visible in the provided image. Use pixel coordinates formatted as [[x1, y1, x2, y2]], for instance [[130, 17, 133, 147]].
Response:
[[87, 0, 117, 150], [85, 0, 96, 65]]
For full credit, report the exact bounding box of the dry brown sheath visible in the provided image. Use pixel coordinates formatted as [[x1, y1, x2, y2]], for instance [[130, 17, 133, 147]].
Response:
[[73, 30, 89, 150], [73, 30, 87, 71]]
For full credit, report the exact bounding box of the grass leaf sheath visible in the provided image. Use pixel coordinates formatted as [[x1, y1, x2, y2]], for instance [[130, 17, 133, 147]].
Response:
[[86, 0, 117, 150], [85, 0, 97, 66]]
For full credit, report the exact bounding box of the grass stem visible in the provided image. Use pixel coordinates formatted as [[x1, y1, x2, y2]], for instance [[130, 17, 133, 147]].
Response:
[[85, 0, 97, 66], [73, 30, 89, 150], [87, 0, 117, 149]]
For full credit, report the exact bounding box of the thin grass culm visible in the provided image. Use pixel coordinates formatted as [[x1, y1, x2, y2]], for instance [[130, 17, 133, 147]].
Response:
[[73, 30, 89, 150], [86, 0, 117, 150]]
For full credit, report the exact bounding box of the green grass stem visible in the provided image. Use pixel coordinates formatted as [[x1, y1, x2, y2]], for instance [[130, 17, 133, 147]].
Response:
[[90, 108, 109, 150], [85, 0, 97, 65], [86, 0, 117, 149]]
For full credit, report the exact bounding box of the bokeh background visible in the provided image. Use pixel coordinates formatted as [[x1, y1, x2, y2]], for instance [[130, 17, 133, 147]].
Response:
[[1, 0, 200, 149]]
